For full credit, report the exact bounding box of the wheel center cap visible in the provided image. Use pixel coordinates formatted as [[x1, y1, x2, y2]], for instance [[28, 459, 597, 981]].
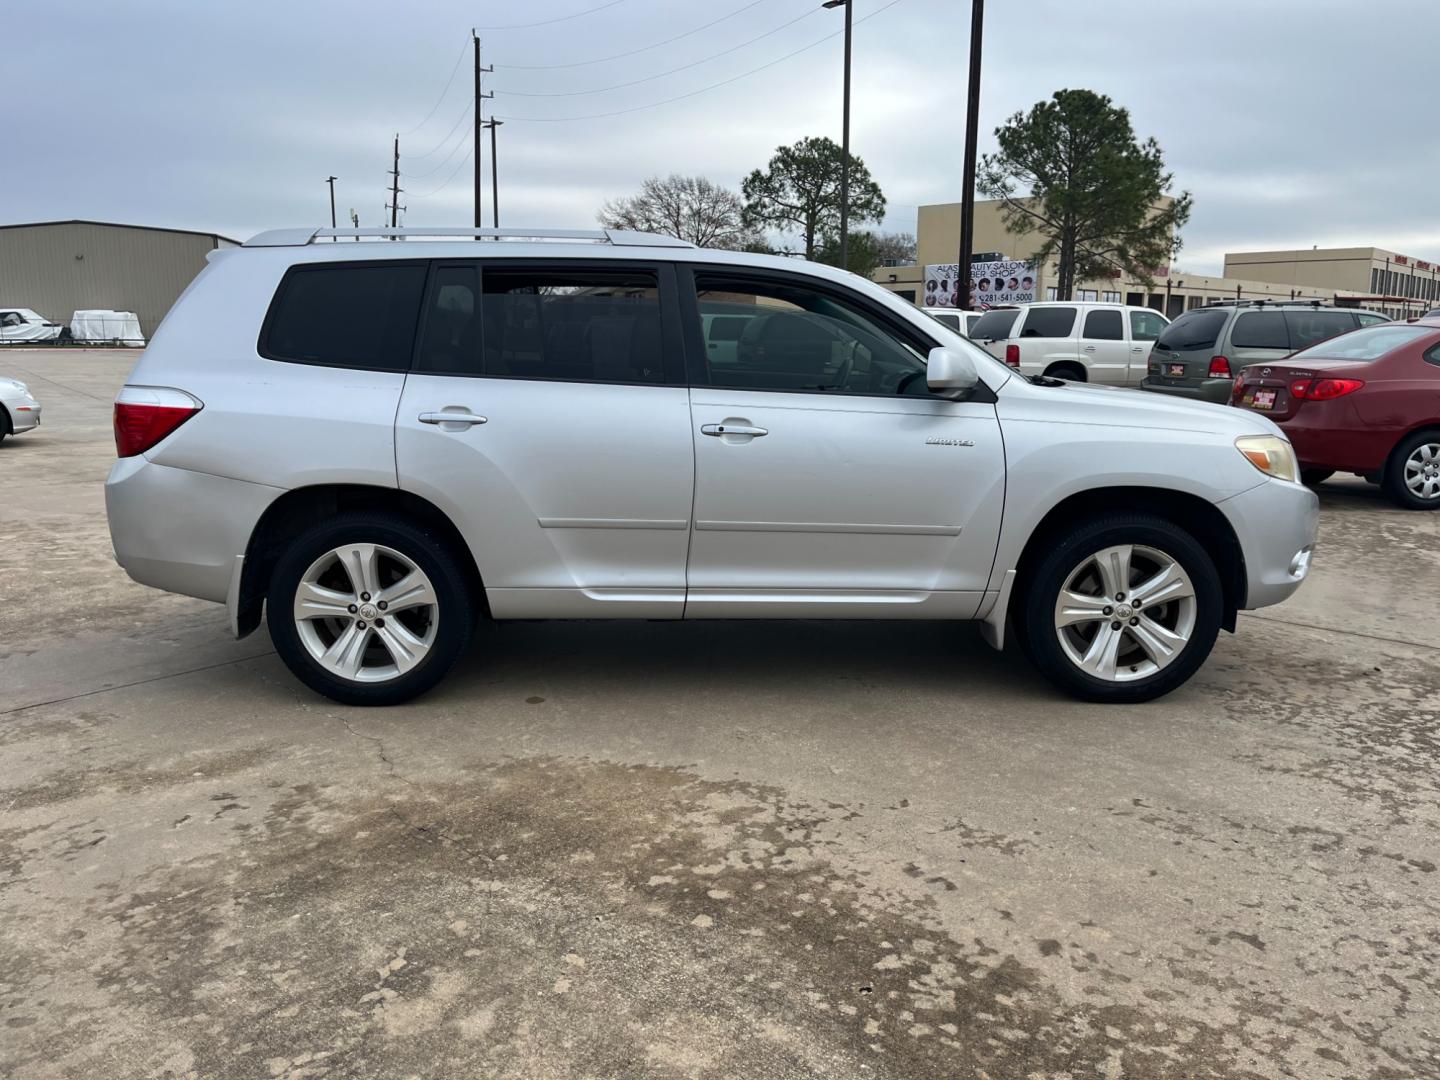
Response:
[[1115, 603, 1134, 620], [359, 603, 379, 621]]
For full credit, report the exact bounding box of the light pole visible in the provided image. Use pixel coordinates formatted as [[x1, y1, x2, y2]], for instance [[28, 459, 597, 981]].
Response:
[[823, 0, 851, 271], [957, 0, 984, 310]]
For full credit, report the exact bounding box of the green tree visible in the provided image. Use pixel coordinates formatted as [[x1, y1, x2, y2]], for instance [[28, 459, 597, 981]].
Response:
[[741, 136, 886, 260], [978, 89, 1192, 301], [815, 230, 916, 276]]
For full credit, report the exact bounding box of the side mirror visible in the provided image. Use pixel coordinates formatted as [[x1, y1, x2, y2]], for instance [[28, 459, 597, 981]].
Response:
[[926, 346, 980, 397]]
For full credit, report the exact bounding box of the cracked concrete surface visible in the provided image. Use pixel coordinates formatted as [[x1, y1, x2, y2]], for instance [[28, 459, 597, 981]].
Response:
[[2, 351, 1438, 1078]]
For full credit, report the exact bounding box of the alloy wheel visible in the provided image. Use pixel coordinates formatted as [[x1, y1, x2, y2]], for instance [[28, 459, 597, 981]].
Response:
[[292, 543, 439, 683], [1404, 442, 1440, 501], [1053, 544, 1197, 683]]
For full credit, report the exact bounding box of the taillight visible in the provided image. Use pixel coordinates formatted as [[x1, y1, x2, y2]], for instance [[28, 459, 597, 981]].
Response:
[[1231, 374, 1245, 402], [1207, 355, 1232, 378], [113, 386, 203, 457], [1289, 378, 1365, 401], [1004, 344, 1020, 367]]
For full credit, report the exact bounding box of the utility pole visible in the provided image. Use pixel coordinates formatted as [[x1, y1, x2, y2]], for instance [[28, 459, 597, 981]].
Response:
[[326, 176, 338, 240], [485, 118, 503, 227], [822, 0, 853, 271], [387, 134, 404, 229], [349, 208, 359, 240], [957, 0, 984, 310], [473, 30, 494, 229]]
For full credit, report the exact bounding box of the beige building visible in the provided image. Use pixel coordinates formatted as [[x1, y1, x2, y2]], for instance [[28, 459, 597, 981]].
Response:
[[875, 199, 1427, 319], [0, 220, 238, 339]]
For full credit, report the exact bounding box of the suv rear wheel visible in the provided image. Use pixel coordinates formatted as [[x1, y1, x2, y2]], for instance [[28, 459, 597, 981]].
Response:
[[1383, 431, 1440, 510], [1018, 513, 1222, 703], [267, 513, 475, 705]]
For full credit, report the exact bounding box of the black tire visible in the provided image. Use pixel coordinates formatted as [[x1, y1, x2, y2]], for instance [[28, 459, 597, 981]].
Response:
[[1045, 362, 1086, 382], [0, 406, 10, 443], [1017, 513, 1223, 704], [1381, 430, 1440, 511], [266, 512, 475, 706], [1301, 469, 1334, 487]]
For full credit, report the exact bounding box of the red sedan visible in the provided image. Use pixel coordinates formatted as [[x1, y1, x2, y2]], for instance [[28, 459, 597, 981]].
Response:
[[1232, 317, 1440, 509]]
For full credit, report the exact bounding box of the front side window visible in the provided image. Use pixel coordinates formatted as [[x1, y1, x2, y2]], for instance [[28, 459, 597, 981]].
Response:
[[0, 312, 21, 328], [1230, 311, 1289, 349], [692, 272, 932, 395], [262, 263, 427, 370], [1129, 309, 1168, 343], [1083, 309, 1123, 341], [1019, 306, 1077, 338], [415, 265, 665, 384]]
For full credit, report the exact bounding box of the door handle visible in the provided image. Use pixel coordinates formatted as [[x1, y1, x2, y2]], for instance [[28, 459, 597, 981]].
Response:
[[1083, 345, 1096, 352], [419, 411, 488, 426], [1131, 347, 1145, 353], [701, 423, 767, 437]]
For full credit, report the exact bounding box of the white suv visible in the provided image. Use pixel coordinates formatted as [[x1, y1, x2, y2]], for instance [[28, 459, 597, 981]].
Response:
[[106, 227, 1317, 706], [971, 301, 1169, 385]]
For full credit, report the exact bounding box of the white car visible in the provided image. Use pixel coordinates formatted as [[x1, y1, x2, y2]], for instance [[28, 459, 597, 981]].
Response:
[[0, 377, 42, 440], [0, 308, 66, 343], [970, 301, 1170, 386], [924, 309, 983, 338], [105, 227, 1317, 707]]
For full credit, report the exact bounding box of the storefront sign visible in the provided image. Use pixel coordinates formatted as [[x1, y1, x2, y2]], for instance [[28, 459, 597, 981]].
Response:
[[923, 259, 1038, 308]]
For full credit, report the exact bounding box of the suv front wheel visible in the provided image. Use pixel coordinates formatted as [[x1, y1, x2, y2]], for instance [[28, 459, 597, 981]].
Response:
[[1018, 514, 1222, 703], [267, 513, 475, 706]]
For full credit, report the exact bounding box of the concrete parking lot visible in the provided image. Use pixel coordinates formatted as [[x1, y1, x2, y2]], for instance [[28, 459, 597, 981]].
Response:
[[2, 349, 1437, 1079]]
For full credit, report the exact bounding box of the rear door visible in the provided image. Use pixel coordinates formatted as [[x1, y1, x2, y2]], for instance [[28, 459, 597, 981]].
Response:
[[1015, 305, 1080, 378], [1079, 307, 1131, 384], [394, 259, 696, 619]]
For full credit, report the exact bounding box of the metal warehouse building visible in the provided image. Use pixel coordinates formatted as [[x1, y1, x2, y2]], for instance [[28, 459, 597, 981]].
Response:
[[0, 220, 238, 340]]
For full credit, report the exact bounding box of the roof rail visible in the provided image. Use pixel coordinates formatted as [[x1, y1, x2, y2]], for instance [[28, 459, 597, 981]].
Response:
[[243, 226, 696, 249]]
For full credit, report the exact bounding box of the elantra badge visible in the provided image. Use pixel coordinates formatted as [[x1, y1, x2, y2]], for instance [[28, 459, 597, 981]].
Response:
[[926, 437, 975, 447]]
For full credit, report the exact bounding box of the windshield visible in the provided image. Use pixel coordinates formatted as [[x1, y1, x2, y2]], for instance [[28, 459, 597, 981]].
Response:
[[1156, 308, 1228, 351], [1289, 324, 1434, 363]]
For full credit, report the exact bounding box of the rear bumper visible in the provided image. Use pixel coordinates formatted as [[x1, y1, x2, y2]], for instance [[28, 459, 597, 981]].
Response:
[[1217, 478, 1319, 609], [105, 455, 281, 605], [1139, 377, 1232, 404]]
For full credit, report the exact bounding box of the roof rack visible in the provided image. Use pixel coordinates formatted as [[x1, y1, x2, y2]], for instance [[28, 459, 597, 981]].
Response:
[[243, 226, 697, 249]]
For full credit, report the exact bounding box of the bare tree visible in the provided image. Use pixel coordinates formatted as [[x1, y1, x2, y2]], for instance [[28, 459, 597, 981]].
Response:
[[599, 175, 757, 249]]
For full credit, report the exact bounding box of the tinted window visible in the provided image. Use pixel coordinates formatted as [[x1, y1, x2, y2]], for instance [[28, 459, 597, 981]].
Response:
[[968, 308, 1020, 341], [1155, 308, 1227, 351], [263, 263, 426, 370], [416, 265, 665, 383], [1129, 309, 1167, 342], [1019, 306, 1076, 338], [693, 273, 931, 395], [931, 313, 961, 330], [1230, 311, 1289, 349], [1291, 324, 1434, 363], [1083, 309, 1123, 341], [1355, 312, 1388, 326], [1285, 311, 1356, 350]]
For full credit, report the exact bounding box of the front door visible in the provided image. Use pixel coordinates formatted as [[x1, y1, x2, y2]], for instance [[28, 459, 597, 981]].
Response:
[[680, 268, 1006, 619], [1127, 308, 1167, 383], [395, 260, 695, 618]]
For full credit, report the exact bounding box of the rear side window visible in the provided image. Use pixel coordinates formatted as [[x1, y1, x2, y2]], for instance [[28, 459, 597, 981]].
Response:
[[1230, 311, 1289, 349], [930, 313, 961, 330], [1019, 306, 1076, 338], [1156, 308, 1227, 351], [1285, 310, 1355, 350], [1083, 309, 1123, 341], [968, 308, 1020, 341], [262, 263, 426, 370]]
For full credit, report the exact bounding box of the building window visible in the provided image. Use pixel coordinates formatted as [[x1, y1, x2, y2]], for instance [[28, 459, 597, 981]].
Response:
[[1126, 291, 1143, 306], [1077, 288, 1098, 301], [1045, 287, 1058, 301], [1101, 290, 1121, 304], [1371, 268, 1380, 293], [1187, 295, 1206, 310]]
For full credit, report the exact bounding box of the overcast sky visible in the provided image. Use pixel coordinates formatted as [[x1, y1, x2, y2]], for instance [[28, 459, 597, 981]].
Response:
[[6, 0, 1437, 275]]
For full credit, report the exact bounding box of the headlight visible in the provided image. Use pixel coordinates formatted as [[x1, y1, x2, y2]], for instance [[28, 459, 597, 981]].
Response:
[[1236, 435, 1299, 483]]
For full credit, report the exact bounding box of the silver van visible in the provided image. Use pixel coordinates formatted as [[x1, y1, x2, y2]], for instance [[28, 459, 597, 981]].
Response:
[[1141, 302, 1389, 403]]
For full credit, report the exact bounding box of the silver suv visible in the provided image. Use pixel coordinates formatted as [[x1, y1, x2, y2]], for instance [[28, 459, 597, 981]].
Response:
[[106, 227, 1318, 706], [1141, 301, 1389, 403]]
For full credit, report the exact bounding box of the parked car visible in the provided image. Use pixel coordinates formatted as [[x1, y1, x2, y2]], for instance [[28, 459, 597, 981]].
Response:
[[0, 308, 66, 343], [1142, 302, 1388, 404], [969, 301, 1169, 386], [925, 309, 983, 338], [0, 376, 42, 440], [1232, 318, 1440, 509], [105, 226, 1317, 707]]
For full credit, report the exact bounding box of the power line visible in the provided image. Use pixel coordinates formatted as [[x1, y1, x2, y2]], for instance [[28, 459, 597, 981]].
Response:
[[499, 4, 825, 98], [495, 0, 906, 123], [404, 98, 474, 161], [473, 0, 628, 31], [496, 0, 770, 70], [401, 40, 470, 135], [408, 141, 476, 200], [405, 105, 475, 179]]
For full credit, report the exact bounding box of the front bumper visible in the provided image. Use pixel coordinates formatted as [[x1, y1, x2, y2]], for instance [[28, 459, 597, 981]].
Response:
[[7, 397, 41, 432], [106, 455, 282, 605], [1139, 376, 1233, 404], [1217, 477, 1319, 609]]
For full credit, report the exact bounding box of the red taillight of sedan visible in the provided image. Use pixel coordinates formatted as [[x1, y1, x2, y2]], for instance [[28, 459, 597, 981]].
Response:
[[113, 387, 203, 457], [1289, 378, 1365, 401]]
